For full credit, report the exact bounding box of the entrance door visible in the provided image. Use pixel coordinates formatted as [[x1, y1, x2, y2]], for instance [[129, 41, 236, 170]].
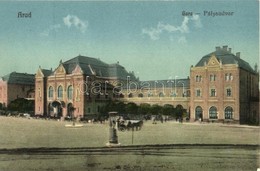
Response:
[[52, 101, 63, 118], [195, 106, 203, 121], [67, 103, 74, 118]]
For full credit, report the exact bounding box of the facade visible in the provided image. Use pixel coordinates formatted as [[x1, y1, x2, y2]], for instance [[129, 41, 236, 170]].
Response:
[[35, 55, 137, 118], [0, 72, 35, 108], [190, 46, 259, 124], [34, 46, 259, 124], [122, 78, 190, 110]]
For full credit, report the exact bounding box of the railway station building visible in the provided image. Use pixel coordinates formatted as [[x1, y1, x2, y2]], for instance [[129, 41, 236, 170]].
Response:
[[34, 46, 259, 124]]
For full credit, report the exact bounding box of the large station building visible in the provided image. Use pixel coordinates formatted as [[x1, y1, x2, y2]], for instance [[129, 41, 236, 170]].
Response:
[[35, 56, 137, 118], [34, 45, 259, 124]]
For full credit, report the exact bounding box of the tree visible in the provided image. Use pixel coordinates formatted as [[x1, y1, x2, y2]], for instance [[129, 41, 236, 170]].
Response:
[[8, 98, 34, 112], [125, 102, 138, 114], [162, 104, 174, 116], [150, 104, 162, 115], [138, 103, 151, 115], [0, 103, 2, 110], [175, 105, 184, 118], [114, 101, 126, 114]]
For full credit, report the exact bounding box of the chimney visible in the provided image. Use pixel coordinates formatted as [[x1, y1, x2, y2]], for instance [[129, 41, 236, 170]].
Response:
[[228, 48, 232, 53], [223, 45, 228, 51], [236, 52, 240, 58], [215, 46, 221, 51]]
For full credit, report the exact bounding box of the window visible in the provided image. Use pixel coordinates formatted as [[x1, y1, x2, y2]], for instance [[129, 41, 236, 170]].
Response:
[[196, 89, 201, 97], [159, 92, 164, 97], [138, 93, 144, 98], [76, 88, 80, 101], [48, 86, 53, 99], [225, 107, 233, 119], [225, 74, 229, 81], [229, 74, 233, 80], [128, 93, 133, 98], [210, 89, 216, 97], [57, 86, 63, 99], [226, 88, 232, 97], [209, 106, 218, 119], [186, 90, 190, 97], [195, 75, 202, 82], [225, 73, 233, 81], [210, 74, 216, 81], [67, 85, 73, 100]]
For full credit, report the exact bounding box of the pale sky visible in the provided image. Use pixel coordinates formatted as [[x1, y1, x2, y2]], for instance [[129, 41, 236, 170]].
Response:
[[0, 1, 259, 80]]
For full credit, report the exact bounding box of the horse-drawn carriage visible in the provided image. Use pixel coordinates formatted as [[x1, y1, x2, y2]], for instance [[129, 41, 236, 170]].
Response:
[[117, 119, 143, 132]]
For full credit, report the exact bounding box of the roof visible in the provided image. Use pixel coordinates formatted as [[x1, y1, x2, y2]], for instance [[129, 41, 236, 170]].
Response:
[[195, 46, 256, 73], [1, 72, 35, 85], [61, 55, 137, 80], [108, 63, 136, 80], [41, 69, 52, 76]]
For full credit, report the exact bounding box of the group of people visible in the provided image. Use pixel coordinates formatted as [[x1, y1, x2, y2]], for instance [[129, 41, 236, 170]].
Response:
[[152, 115, 169, 124]]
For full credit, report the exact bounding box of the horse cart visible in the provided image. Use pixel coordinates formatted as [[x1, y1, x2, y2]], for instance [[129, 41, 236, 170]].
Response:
[[117, 119, 143, 132]]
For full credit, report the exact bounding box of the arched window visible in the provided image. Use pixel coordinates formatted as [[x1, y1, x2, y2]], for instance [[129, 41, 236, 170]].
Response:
[[48, 86, 53, 99], [138, 93, 144, 98], [159, 92, 164, 97], [67, 85, 73, 100], [57, 86, 63, 99], [195, 106, 203, 120], [209, 106, 218, 119], [225, 106, 233, 119]]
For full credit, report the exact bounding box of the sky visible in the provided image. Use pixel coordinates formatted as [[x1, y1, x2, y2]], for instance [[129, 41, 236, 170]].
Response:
[[0, 1, 259, 81]]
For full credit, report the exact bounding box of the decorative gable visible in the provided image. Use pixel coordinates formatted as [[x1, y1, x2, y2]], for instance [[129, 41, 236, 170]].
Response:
[[72, 64, 83, 74], [207, 55, 220, 67], [54, 64, 66, 75]]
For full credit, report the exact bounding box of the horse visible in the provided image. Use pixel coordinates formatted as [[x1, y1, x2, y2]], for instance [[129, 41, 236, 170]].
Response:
[[127, 120, 143, 131]]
